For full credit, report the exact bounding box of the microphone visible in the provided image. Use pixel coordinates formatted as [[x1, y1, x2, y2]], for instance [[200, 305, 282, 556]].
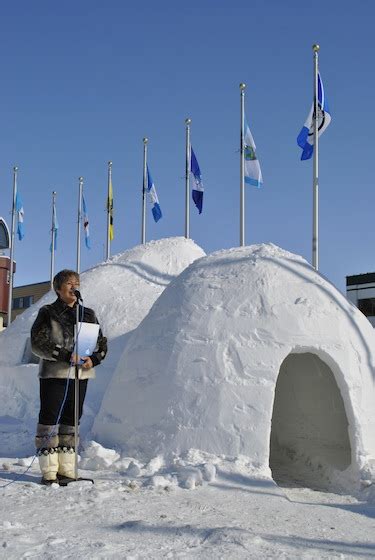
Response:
[[74, 289, 83, 302]]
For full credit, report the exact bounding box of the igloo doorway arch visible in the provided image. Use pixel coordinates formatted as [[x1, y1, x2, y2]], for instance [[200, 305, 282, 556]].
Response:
[[269, 352, 351, 489]]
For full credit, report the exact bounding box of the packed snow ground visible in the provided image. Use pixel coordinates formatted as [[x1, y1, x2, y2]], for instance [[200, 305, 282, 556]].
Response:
[[1, 442, 375, 559]]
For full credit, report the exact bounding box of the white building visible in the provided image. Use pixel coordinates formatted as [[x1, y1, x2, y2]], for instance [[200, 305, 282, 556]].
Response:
[[346, 273, 375, 327]]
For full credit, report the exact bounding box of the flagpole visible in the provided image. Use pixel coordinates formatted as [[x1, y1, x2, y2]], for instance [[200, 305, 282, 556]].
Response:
[[7, 166, 18, 326], [240, 83, 246, 247], [50, 191, 57, 289], [77, 177, 83, 273], [312, 44, 319, 270], [106, 161, 112, 260], [142, 138, 148, 244], [185, 118, 191, 239]]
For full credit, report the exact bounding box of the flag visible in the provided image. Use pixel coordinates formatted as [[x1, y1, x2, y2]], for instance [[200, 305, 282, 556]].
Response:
[[244, 118, 263, 188], [147, 166, 162, 222], [297, 72, 331, 160], [191, 146, 204, 214], [50, 199, 58, 252], [107, 177, 114, 240], [15, 192, 24, 240], [82, 195, 91, 249]]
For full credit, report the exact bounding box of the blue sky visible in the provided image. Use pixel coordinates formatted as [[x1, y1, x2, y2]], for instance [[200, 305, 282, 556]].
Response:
[[0, 0, 373, 291]]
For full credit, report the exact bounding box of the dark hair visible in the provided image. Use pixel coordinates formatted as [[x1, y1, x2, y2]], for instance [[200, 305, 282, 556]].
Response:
[[53, 269, 80, 295]]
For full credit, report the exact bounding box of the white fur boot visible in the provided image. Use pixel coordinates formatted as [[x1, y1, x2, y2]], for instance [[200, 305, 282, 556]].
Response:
[[35, 424, 59, 483], [58, 425, 76, 479], [38, 449, 59, 482], [58, 447, 76, 478]]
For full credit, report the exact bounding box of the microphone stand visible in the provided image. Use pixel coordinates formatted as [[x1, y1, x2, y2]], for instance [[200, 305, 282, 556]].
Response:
[[74, 297, 80, 481], [69, 292, 94, 485]]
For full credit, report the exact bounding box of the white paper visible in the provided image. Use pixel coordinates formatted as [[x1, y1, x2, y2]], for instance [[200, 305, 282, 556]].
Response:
[[74, 322, 100, 361]]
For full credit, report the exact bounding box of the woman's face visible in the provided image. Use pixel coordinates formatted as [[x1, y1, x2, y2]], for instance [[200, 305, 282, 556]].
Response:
[[57, 276, 80, 307]]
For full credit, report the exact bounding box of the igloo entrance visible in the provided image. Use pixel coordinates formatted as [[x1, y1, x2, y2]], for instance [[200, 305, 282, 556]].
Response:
[[269, 352, 351, 489]]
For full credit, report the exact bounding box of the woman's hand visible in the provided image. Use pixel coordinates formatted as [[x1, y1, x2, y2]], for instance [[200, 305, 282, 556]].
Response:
[[70, 355, 93, 369], [81, 356, 93, 370]]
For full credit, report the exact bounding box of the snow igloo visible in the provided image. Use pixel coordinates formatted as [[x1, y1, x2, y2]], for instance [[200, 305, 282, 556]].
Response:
[[0, 237, 205, 456], [93, 244, 375, 490]]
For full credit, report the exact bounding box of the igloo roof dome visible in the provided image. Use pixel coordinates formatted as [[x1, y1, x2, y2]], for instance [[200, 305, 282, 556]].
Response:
[[94, 244, 375, 488]]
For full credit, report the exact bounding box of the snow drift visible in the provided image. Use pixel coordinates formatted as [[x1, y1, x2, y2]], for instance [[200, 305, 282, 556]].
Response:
[[0, 237, 205, 455], [93, 243, 375, 491]]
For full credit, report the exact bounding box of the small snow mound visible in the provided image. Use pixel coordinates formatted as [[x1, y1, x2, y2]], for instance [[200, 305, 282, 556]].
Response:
[[126, 461, 142, 478], [76, 443, 218, 491], [112, 457, 133, 473], [201, 463, 216, 482], [142, 455, 165, 476], [15, 456, 35, 468], [1, 521, 24, 530], [177, 467, 203, 489], [150, 475, 177, 490], [79, 441, 120, 470]]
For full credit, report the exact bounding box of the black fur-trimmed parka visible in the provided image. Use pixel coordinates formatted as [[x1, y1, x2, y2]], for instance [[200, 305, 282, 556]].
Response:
[[31, 297, 107, 380]]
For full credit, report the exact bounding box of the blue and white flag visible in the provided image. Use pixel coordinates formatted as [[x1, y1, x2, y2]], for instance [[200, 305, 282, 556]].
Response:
[[50, 199, 58, 252], [297, 72, 331, 160], [147, 166, 162, 222], [191, 146, 204, 214], [82, 195, 91, 249], [244, 118, 263, 188], [15, 192, 24, 240]]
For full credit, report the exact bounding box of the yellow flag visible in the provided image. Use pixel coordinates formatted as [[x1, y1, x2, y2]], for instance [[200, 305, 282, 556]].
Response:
[[107, 177, 114, 241]]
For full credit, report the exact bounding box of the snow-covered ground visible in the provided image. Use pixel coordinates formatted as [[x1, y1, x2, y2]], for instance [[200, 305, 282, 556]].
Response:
[[1, 444, 375, 559]]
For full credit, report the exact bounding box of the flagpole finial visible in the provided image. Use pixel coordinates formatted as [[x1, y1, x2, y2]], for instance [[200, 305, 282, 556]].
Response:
[[239, 83, 246, 91], [52, 190, 57, 195], [143, 137, 148, 144], [108, 161, 112, 167], [312, 44, 320, 52], [13, 166, 18, 172], [185, 118, 192, 125], [79, 176, 83, 182]]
